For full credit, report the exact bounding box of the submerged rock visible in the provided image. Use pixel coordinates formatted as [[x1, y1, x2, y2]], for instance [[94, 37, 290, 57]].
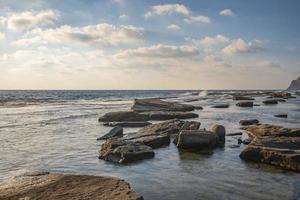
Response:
[[233, 96, 255, 101], [131, 98, 195, 112], [211, 104, 230, 108], [209, 124, 226, 145], [263, 99, 278, 105], [239, 119, 259, 126], [236, 101, 254, 107], [173, 121, 201, 144], [98, 111, 198, 122], [271, 92, 292, 98], [103, 121, 152, 127], [274, 114, 288, 118], [97, 126, 123, 140], [226, 132, 243, 136], [240, 124, 300, 172], [0, 171, 143, 200]]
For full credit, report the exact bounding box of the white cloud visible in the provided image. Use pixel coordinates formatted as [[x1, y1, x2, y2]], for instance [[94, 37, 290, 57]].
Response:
[[1, 10, 59, 30], [119, 14, 128, 19], [115, 44, 199, 58], [0, 32, 5, 40], [12, 23, 144, 47], [190, 35, 229, 47], [184, 15, 210, 24], [167, 24, 180, 30], [145, 4, 190, 18], [219, 9, 235, 17], [222, 38, 264, 55]]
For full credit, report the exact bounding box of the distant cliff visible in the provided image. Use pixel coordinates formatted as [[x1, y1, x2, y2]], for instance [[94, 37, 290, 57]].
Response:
[[287, 76, 300, 90]]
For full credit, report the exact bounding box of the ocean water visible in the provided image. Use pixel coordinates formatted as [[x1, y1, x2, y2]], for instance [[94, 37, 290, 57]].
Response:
[[0, 90, 300, 200]]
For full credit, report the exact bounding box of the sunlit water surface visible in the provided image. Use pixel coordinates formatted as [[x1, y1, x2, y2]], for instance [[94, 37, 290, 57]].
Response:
[[0, 90, 300, 200]]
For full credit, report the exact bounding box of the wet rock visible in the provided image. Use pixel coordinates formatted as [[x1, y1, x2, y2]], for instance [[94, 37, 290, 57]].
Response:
[[211, 104, 230, 108], [103, 121, 152, 127], [263, 99, 278, 105], [132, 98, 195, 112], [239, 119, 259, 126], [98, 111, 198, 122], [194, 106, 203, 110], [274, 99, 286, 102], [236, 101, 254, 107], [97, 126, 123, 140], [0, 171, 143, 200], [271, 92, 291, 98], [226, 132, 243, 136], [228, 144, 241, 148], [137, 120, 182, 136], [99, 140, 154, 164], [240, 124, 300, 172], [209, 124, 226, 145], [253, 104, 260, 106], [242, 138, 252, 145], [274, 114, 288, 118], [173, 121, 201, 144], [176, 130, 218, 150], [233, 96, 255, 101]]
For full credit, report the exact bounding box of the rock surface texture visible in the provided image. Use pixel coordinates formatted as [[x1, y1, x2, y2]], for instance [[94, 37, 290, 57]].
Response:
[[0, 171, 143, 200], [287, 76, 300, 91], [240, 124, 300, 172]]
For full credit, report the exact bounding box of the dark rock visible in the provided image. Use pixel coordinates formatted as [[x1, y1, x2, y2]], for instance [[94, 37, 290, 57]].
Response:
[[173, 121, 201, 144], [103, 121, 152, 127], [238, 137, 242, 144], [226, 132, 243, 136], [240, 124, 300, 172], [132, 98, 195, 112], [98, 111, 198, 122], [99, 140, 154, 164], [274, 114, 288, 118], [194, 106, 203, 110], [253, 104, 260, 106], [0, 172, 143, 200], [271, 92, 292, 98], [97, 126, 123, 140], [274, 99, 286, 102], [236, 101, 254, 107], [228, 144, 241, 148], [287, 76, 300, 91], [263, 99, 278, 105], [242, 138, 252, 145], [211, 104, 230, 108], [233, 96, 255, 101], [239, 119, 259, 126], [209, 124, 226, 145]]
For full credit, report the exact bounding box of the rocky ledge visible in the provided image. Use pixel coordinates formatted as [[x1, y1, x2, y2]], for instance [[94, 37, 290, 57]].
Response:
[[240, 124, 300, 172], [0, 171, 142, 200]]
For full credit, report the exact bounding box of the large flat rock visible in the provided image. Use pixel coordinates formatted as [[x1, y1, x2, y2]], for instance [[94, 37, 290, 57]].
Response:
[[131, 98, 195, 112], [0, 171, 142, 200], [240, 124, 300, 172]]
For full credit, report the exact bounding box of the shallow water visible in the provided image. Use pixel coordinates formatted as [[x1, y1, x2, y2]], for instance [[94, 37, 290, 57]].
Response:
[[0, 90, 300, 200]]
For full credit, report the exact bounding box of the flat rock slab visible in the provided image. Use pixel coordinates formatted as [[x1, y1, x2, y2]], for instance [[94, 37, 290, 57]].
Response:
[[103, 121, 152, 127], [131, 98, 195, 112], [236, 102, 254, 107], [211, 104, 230, 108], [97, 126, 123, 140], [240, 124, 300, 172], [98, 111, 198, 122], [274, 114, 288, 118], [0, 172, 142, 200], [239, 119, 259, 126], [233, 96, 255, 100], [263, 99, 278, 105]]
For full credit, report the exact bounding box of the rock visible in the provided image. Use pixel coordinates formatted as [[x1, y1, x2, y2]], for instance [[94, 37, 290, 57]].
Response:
[[194, 106, 203, 110], [97, 126, 123, 140], [132, 98, 195, 112], [274, 99, 286, 102], [173, 121, 201, 144], [236, 101, 253, 107], [263, 99, 278, 105], [99, 140, 154, 164], [209, 124, 226, 145], [271, 92, 292, 98], [0, 171, 142, 200], [287, 76, 300, 91], [274, 114, 288, 118], [137, 120, 182, 136], [103, 121, 152, 127], [226, 132, 243, 136], [211, 104, 230, 108], [239, 119, 259, 126], [242, 138, 252, 145], [233, 96, 254, 100], [253, 104, 260, 106], [238, 137, 242, 144], [228, 144, 241, 148], [240, 124, 300, 172], [98, 111, 198, 122], [176, 130, 218, 150]]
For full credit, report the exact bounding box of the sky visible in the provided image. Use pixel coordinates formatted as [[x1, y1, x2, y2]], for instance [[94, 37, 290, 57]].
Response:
[[0, 0, 299, 90]]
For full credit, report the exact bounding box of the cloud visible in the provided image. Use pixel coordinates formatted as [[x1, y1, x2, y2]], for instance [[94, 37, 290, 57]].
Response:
[[145, 4, 190, 18], [119, 14, 128, 19], [12, 23, 144, 46], [167, 24, 180, 30], [1, 10, 59, 30], [189, 35, 229, 47], [115, 44, 199, 58], [184, 15, 210, 24], [219, 9, 235, 17], [0, 32, 5, 40], [222, 38, 264, 55]]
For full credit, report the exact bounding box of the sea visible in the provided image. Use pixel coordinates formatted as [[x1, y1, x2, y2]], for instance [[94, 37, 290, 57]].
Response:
[[0, 90, 300, 200]]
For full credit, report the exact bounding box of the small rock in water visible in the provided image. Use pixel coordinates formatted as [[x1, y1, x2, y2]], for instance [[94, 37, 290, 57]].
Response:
[[242, 138, 252, 145], [238, 137, 242, 144], [228, 144, 241, 148], [97, 126, 123, 140], [194, 106, 203, 110], [274, 114, 288, 118], [103, 121, 152, 127], [211, 104, 230, 108], [232, 96, 254, 101], [226, 132, 243, 136], [263, 99, 278, 105], [236, 102, 254, 107], [209, 124, 226, 145], [239, 119, 259, 126]]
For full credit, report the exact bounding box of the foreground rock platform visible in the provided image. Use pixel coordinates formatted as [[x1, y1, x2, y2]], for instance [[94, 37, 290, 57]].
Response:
[[0, 171, 143, 200], [131, 98, 195, 112], [240, 124, 300, 172]]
